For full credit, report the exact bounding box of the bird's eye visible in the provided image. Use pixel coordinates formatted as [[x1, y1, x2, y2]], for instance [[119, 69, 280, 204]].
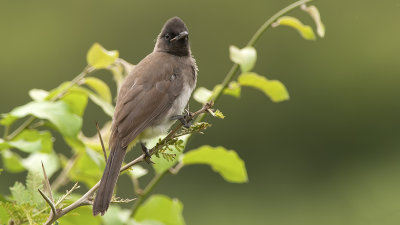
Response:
[[164, 34, 171, 40]]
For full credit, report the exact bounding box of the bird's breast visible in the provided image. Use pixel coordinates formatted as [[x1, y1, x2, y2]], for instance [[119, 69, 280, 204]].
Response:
[[138, 83, 194, 141], [139, 71, 196, 141]]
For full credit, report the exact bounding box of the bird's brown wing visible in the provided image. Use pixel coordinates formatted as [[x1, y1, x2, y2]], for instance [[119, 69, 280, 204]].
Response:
[[111, 53, 183, 148]]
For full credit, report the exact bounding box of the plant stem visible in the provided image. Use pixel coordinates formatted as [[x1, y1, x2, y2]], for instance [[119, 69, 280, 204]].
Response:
[[129, 172, 167, 217], [3, 125, 9, 138], [247, 0, 313, 47], [5, 66, 94, 141], [129, 0, 314, 216], [5, 117, 35, 141], [197, 0, 313, 123]]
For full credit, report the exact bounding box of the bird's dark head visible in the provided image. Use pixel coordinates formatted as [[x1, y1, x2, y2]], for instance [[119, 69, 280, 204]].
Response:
[[155, 17, 190, 56]]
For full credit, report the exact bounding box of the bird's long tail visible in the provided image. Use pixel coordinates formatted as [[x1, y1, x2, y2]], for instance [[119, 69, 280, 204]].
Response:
[[93, 141, 126, 216]]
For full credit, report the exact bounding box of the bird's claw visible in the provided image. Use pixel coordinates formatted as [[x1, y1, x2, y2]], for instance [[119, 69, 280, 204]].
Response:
[[140, 142, 154, 164], [171, 111, 192, 128]]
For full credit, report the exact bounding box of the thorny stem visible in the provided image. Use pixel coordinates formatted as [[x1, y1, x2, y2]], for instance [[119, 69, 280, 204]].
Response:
[[130, 0, 314, 217], [40, 103, 213, 225], [5, 66, 94, 141]]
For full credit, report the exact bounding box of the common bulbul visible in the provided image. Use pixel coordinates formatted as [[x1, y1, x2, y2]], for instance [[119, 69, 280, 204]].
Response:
[[93, 17, 197, 216]]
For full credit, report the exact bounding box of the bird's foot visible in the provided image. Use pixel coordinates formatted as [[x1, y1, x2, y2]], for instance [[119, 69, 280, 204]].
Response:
[[140, 142, 154, 164], [171, 109, 192, 128]]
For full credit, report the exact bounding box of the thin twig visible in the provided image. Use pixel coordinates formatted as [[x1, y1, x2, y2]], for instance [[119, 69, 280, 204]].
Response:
[[55, 182, 80, 207], [41, 161, 54, 203], [6, 117, 35, 141], [38, 189, 56, 223], [169, 161, 184, 175], [131, 176, 144, 195], [96, 122, 108, 162], [3, 125, 9, 138]]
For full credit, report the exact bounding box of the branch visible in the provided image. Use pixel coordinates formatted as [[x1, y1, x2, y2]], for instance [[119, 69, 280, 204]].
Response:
[[40, 102, 212, 225], [41, 161, 54, 203], [38, 189, 57, 223]]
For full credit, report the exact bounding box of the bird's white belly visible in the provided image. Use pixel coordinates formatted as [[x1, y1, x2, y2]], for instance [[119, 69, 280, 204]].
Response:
[[139, 83, 194, 141]]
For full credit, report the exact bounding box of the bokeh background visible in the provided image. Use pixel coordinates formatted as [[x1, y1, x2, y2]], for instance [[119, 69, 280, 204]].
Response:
[[1, 0, 400, 224]]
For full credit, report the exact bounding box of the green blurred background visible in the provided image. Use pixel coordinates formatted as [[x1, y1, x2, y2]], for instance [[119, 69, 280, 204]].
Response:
[[1, 0, 400, 224]]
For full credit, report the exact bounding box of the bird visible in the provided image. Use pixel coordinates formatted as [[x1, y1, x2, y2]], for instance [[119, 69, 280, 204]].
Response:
[[92, 17, 197, 216]]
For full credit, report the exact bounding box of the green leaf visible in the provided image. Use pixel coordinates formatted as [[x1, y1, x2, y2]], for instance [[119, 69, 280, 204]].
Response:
[[47, 81, 114, 117], [1, 150, 25, 173], [25, 172, 44, 206], [29, 89, 49, 101], [272, 16, 316, 40], [0, 114, 18, 126], [9, 129, 53, 153], [10, 182, 30, 205], [127, 165, 148, 179], [0, 203, 10, 224], [302, 4, 325, 38], [81, 121, 112, 152], [182, 145, 248, 183], [110, 64, 126, 91], [214, 109, 225, 119], [64, 136, 87, 153], [221, 81, 241, 98], [229, 45, 257, 72], [193, 87, 213, 104], [0, 201, 46, 224], [87, 91, 115, 117], [194, 82, 241, 104], [9, 101, 82, 138], [21, 153, 60, 178], [238, 72, 289, 102], [85, 77, 112, 103], [69, 148, 104, 187], [128, 220, 165, 225], [58, 206, 102, 225], [134, 195, 185, 225], [87, 43, 119, 69], [8, 139, 41, 153], [9, 173, 44, 207], [0, 138, 10, 151], [61, 91, 88, 117], [102, 205, 131, 225]]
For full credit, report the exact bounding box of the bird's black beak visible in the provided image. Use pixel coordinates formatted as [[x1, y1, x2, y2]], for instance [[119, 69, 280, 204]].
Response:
[[170, 31, 189, 42]]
